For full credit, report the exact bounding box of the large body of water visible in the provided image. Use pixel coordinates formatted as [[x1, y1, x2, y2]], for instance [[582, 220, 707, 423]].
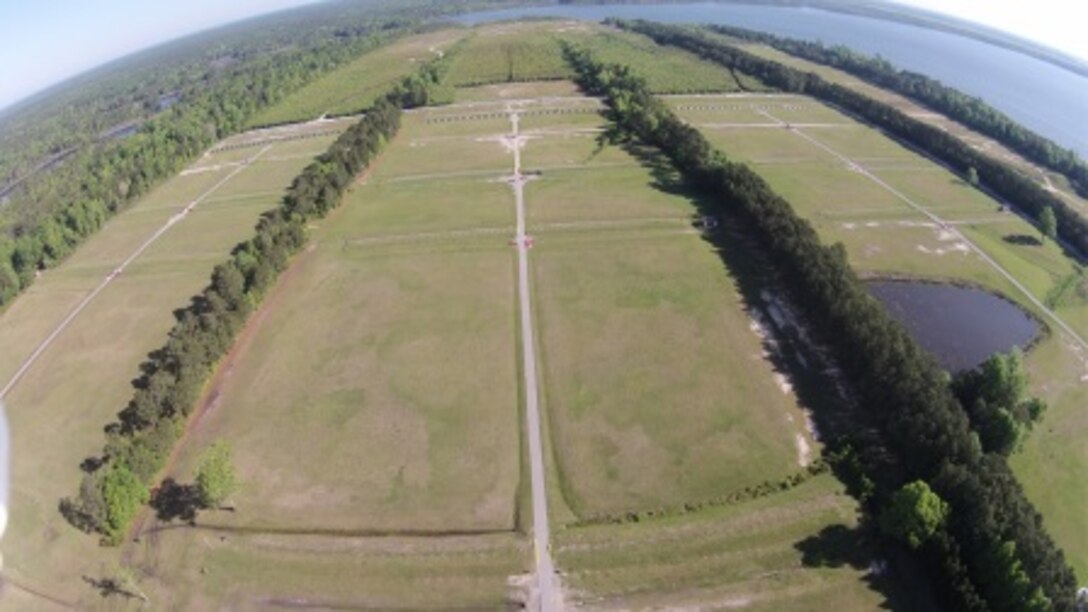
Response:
[[458, 2, 1088, 156], [867, 281, 1039, 372]]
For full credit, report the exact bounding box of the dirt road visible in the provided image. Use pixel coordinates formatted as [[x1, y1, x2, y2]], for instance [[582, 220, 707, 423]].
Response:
[[505, 107, 561, 611]]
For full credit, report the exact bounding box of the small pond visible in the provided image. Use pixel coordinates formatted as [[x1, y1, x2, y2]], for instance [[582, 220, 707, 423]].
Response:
[[867, 280, 1040, 372]]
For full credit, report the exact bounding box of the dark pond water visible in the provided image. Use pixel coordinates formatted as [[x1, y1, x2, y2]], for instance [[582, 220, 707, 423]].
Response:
[[867, 280, 1039, 372], [456, 3, 1088, 156]]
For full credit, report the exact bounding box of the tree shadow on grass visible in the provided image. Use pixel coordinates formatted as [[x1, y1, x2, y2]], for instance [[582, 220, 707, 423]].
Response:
[[797, 523, 872, 569], [1003, 233, 1042, 247], [619, 138, 903, 494], [81, 575, 144, 601], [150, 478, 202, 523], [796, 523, 935, 610], [620, 139, 932, 610]]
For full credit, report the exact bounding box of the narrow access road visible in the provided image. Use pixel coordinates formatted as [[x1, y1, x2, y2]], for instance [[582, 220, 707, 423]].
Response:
[[761, 108, 1088, 355], [505, 107, 561, 611], [0, 146, 272, 400]]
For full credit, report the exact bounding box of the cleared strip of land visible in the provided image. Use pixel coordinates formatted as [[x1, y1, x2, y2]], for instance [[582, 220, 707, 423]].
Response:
[[131, 103, 526, 607], [726, 38, 1088, 216], [556, 474, 912, 609], [0, 122, 348, 605], [112, 88, 882, 608], [246, 29, 467, 128], [672, 93, 1088, 579]]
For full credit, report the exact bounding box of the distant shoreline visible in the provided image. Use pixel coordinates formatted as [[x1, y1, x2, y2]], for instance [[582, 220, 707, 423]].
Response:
[[553, 1, 1088, 78], [823, 0, 1088, 78]]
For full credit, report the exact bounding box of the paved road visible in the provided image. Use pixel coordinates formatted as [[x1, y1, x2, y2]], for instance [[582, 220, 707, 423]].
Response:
[[506, 108, 561, 611], [0, 146, 272, 400], [762, 108, 1088, 356]]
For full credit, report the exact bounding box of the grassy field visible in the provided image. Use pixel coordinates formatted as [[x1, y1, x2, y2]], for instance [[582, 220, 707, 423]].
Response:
[[673, 94, 1088, 580], [556, 474, 919, 609], [512, 92, 874, 606], [719, 33, 1088, 218], [445, 20, 756, 94], [134, 530, 528, 609], [446, 22, 574, 86], [167, 241, 522, 533], [533, 231, 809, 517], [102, 91, 883, 607], [423, 94, 817, 522], [123, 104, 529, 605], [246, 29, 467, 128], [454, 79, 582, 102], [0, 121, 345, 605]]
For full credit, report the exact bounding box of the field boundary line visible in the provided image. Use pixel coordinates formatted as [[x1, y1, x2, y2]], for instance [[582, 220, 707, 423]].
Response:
[[142, 521, 515, 539], [0, 146, 272, 400], [763, 108, 1088, 354], [345, 226, 510, 245], [696, 122, 849, 129]]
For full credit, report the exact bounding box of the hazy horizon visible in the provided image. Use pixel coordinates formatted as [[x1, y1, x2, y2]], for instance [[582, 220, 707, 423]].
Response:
[[0, 0, 1084, 113], [0, 0, 319, 113]]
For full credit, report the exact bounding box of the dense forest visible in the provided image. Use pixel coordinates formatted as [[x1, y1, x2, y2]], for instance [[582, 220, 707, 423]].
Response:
[[58, 59, 453, 544], [563, 38, 1076, 611], [615, 20, 1088, 261], [705, 24, 1088, 198]]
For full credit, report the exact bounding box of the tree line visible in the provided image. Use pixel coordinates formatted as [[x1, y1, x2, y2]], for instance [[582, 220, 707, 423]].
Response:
[[0, 27, 406, 310], [0, 1, 517, 310], [0, 0, 515, 208], [58, 63, 444, 544], [563, 38, 1076, 611], [613, 20, 1088, 262], [703, 24, 1088, 198]]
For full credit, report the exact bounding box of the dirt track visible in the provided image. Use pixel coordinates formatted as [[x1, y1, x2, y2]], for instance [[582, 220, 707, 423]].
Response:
[[505, 107, 562, 611]]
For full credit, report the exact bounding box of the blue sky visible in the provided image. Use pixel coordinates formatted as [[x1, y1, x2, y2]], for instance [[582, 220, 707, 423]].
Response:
[[0, 0, 317, 110], [0, 1, 1084, 112]]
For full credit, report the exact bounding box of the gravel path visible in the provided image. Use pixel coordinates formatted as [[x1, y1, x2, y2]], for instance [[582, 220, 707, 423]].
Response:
[[505, 107, 562, 611]]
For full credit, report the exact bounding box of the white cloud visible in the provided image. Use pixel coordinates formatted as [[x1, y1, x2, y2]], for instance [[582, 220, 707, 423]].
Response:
[[893, 0, 1088, 62]]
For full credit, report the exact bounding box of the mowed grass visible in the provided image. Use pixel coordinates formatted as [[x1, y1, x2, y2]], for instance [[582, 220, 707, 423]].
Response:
[[169, 242, 521, 532], [533, 234, 807, 517], [128, 89, 866, 606], [446, 22, 575, 86], [247, 29, 467, 128], [0, 130, 340, 605], [556, 474, 911, 609], [447, 20, 756, 94], [677, 94, 1088, 579], [135, 105, 527, 604], [166, 110, 523, 534], [521, 105, 812, 518], [135, 530, 527, 609], [728, 36, 1088, 216], [558, 27, 748, 94], [455, 79, 583, 102]]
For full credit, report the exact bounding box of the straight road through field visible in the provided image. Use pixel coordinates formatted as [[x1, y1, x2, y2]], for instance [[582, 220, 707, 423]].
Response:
[[506, 106, 561, 611], [0, 146, 272, 400], [760, 108, 1088, 356]]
